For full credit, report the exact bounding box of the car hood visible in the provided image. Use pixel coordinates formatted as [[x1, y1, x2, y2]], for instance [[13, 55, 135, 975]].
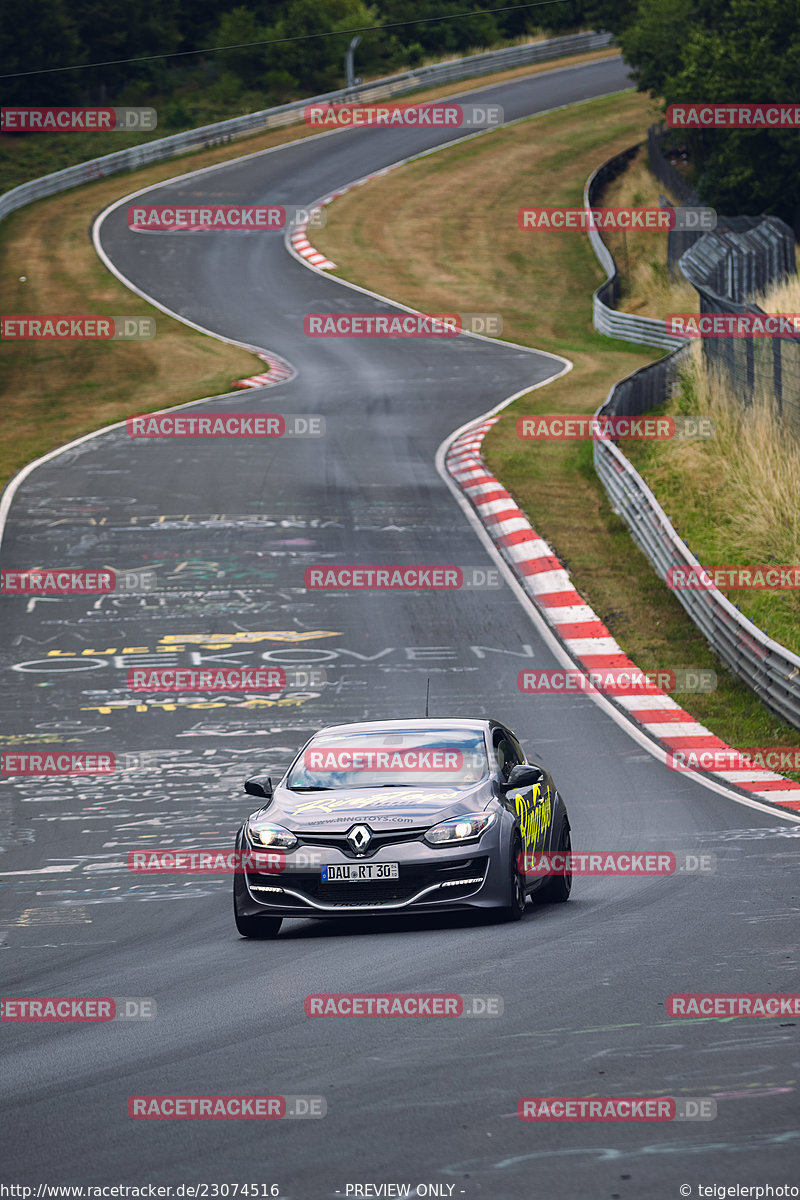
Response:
[[260, 780, 493, 833]]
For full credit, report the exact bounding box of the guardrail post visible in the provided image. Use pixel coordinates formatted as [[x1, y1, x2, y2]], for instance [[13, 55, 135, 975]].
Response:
[[773, 338, 783, 418]]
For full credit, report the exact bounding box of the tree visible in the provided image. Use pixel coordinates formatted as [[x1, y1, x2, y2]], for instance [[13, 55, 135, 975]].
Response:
[[669, 0, 800, 227], [212, 6, 280, 92], [0, 0, 83, 105], [588, 0, 800, 229], [65, 0, 182, 100], [264, 0, 378, 94]]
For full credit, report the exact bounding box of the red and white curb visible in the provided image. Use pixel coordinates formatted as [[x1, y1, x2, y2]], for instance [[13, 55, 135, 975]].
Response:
[[288, 166, 402, 272], [290, 216, 336, 270], [234, 350, 295, 389], [446, 417, 800, 813]]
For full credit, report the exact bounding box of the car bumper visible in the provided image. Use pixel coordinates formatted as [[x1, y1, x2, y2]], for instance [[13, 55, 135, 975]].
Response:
[[236, 836, 506, 917]]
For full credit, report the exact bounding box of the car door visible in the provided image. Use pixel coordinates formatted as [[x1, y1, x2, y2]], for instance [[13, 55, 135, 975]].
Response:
[[495, 726, 553, 857], [493, 725, 528, 850]]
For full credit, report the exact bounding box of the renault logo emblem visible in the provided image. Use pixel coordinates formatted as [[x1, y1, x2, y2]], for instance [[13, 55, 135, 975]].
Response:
[[347, 824, 372, 854]]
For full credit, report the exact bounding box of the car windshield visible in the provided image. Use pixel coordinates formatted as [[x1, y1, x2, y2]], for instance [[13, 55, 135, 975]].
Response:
[[286, 729, 489, 789]]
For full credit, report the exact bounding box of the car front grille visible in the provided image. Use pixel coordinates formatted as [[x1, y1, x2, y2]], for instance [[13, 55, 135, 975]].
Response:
[[308, 879, 422, 905], [297, 828, 427, 858], [250, 857, 488, 909]]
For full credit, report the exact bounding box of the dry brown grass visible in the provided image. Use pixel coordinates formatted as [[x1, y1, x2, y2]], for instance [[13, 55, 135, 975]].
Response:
[[313, 88, 800, 743], [754, 260, 800, 313], [0, 46, 620, 494], [597, 148, 698, 319], [624, 341, 800, 651], [645, 344, 800, 564], [0, 119, 335, 492], [315, 90, 658, 352]]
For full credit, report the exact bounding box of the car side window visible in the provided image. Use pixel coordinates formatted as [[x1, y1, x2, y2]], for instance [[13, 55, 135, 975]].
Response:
[[493, 727, 522, 781], [507, 731, 526, 765]]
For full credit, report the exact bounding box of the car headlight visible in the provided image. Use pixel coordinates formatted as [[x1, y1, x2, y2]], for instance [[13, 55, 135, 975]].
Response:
[[247, 820, 297, 850], [424, 811, 497, 846]]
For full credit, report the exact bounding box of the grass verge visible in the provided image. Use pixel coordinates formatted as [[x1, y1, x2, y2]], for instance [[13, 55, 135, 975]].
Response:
[[596, 146, 698, 319], [313, 88, 800, 754], [625, 346, 800, 654], [0, 47, 619, 496]]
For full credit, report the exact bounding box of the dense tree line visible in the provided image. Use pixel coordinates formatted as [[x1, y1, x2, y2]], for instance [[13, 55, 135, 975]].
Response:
[[0, 0, 586, 114], [587, 0, 800, 229], [2, 0, 797, 228]]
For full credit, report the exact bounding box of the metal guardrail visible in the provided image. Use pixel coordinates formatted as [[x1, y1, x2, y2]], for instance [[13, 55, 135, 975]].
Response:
[[679, 217, 800, 435], [680, 215, 795, 302], [594, 361, 800, 729], [658, 195, 707, 274], [0, 30, 614, 226], [587, 192, 800, 728], [647, 123, 710, 274], [584, 147, 686, 350]]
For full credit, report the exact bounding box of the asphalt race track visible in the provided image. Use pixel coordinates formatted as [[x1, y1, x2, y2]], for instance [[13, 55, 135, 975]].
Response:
[[2, 56, 799, 1199]]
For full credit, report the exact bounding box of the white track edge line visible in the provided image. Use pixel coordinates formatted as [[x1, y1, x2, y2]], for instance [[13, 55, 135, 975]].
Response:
[[435, 421, 800, 823], [0, 65, 628, 548]]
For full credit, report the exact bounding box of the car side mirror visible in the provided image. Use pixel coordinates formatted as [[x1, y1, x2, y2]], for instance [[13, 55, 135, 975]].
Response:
[[501, 764, 545, 790], [244, 774, 273, 800]]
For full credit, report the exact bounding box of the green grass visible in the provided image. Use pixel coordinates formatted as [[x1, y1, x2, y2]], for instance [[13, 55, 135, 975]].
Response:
[[314, 88, 800, 759]]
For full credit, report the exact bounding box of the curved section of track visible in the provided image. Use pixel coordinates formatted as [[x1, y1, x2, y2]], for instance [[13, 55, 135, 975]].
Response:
[[2, 58, 798, 1199]]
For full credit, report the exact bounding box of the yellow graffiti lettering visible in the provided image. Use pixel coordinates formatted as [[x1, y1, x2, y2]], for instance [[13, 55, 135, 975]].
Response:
[[80, 696, 312, 714], [515, 783, 551, 849], [157, 630, 340, 646]]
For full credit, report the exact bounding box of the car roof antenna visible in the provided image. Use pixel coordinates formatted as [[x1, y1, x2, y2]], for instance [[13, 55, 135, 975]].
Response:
[[425, 676, 431, 718]]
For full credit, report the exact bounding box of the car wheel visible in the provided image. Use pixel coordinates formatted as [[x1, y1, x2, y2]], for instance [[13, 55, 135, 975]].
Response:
[[498, 834, 526, 922], [233, 876, 283, 938], [534, 818, 572, 904]]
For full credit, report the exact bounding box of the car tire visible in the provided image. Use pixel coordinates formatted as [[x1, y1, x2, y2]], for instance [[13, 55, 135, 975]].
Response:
[[498, 834, 526, 922], [233, 876, 283, 938], [533, 818, 572, 904]]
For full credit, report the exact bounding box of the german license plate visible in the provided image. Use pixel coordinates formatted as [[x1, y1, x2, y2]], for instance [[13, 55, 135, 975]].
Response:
[[321, 863, 399, 882]]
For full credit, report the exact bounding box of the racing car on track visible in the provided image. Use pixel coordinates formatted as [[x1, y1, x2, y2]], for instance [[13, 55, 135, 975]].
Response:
[[233, 717, 571, 937]]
